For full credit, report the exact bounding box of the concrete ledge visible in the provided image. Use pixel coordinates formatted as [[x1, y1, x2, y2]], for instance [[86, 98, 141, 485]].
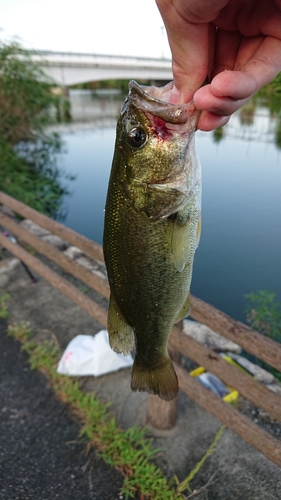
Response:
[[183, 318, 241, 353]]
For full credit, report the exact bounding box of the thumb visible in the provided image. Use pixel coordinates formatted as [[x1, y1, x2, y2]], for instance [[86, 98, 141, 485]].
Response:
[[169, 22, 213, 103]]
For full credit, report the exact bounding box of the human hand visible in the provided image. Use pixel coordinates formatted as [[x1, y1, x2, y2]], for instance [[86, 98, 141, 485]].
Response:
[[156, 0, 281, 131]]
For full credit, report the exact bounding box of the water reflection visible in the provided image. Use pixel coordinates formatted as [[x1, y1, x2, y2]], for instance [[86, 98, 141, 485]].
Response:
[[238, 98, 256, 126], [60, 89, 281, 149], [213, 126, 224, 143], [211, 94, 281, 148], [275, 117, 281, 149], [56, 89, 281, 322], [69, 89, 122, 125]]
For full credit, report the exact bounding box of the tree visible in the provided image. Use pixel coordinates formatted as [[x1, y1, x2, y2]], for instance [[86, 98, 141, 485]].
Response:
[[0, 41, 71, 217], [0, 42, 58, 144]]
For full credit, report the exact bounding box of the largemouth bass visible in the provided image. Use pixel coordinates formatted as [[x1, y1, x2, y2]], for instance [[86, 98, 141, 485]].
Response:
[[103, 80, 201, 401]]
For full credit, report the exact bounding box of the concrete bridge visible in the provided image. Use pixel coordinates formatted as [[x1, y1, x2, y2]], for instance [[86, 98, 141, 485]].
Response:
[[32, 50, 173, 86]]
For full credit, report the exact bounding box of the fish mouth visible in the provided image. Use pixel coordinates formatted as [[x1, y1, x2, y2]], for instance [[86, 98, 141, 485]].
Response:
[[123, 80, 201, 128]]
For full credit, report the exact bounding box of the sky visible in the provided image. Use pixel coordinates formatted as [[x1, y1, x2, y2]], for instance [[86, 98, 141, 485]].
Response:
[[0, 0, 171, 59]]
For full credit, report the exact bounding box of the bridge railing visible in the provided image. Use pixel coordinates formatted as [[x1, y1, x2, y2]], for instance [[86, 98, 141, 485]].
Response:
[[33, 49, 172, 65], [0, 190, 281, 469], [30, 50, 173, 86]]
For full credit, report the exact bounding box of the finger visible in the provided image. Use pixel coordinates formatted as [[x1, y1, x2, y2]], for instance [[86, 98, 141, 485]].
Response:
[[156, 0, 212, 102], [239, 36, 281, 89], [210, 70, 259, 101], [211, 37, 281, 99], [197, 112, 230, 132], [212, 29, 243, 77], [194, 84, 249, 115], [168, 22, 210, 102], [234, 36, 265, 70], [171, 22, 217, 103]]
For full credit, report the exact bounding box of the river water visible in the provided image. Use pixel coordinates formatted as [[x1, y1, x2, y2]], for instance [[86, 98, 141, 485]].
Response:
[[54, 89, 281, 322]]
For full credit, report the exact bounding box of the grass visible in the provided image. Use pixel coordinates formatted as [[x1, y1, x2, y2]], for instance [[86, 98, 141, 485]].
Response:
[[175, 425, 225, 495], [6, 320, 182, 500], [245, 290, 281, 383], [2, 292, 224, 499], [0, 293, 11, 318]]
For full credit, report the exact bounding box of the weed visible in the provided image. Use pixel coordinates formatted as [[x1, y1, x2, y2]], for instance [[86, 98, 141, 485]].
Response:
[[8, 321, 182, 500], [245, 290, 281, 382], [0, 293, 11, 318], [2, 298, 230, 498], [175, 425, 225, 495], [8, 321, 32, 342]]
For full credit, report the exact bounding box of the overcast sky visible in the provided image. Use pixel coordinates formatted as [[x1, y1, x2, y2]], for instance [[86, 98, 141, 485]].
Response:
[[0, 0, 171, 59]]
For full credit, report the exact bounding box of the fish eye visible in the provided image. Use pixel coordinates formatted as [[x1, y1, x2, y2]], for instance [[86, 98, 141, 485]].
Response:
[[127, 127, 147, 149]]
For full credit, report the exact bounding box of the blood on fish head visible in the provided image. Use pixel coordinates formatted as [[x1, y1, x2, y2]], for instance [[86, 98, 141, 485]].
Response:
[[146, 115, 174, 141], [117, 80, 200, 190]]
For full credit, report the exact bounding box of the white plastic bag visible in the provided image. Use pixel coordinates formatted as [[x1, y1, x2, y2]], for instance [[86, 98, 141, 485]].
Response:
[[57, 330, 133, 376]]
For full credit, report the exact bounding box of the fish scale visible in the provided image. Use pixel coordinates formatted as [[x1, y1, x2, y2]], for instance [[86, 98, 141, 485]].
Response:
[[103, 80, 201, 400]]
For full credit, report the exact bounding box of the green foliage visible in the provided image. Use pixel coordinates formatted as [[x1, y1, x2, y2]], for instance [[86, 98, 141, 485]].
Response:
[[70, 79, 131, 92], [239, 98, 256, 126], [0, 42, 57, 145], [270, 72, 281, 93], [8, 321, 32, 342], [175, 425, 225, 495], [8, 321, 182, 500], [0, 41, 73, 217], [0, 293, 11, 318], [274, 117, 281, 150], [70, 78, 155, 94], [212, 126, 224, 143], [245, 290, 281, 381], [0, 136, 70, 217], [245, 290, 281, 343], [259, 72, 281, 97]]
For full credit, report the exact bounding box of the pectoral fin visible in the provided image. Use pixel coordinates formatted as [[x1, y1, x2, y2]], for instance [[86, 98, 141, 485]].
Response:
[[171, 219, 190, 273], [107, 293, 135, 355], [171, 209, 201, 273]]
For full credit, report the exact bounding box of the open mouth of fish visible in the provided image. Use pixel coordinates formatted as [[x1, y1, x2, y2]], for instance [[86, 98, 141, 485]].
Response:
[[127, 80, 201, 128]]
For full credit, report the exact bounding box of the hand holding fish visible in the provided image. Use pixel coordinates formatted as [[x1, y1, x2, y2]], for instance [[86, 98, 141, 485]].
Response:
[[156, 0, 281, 131]]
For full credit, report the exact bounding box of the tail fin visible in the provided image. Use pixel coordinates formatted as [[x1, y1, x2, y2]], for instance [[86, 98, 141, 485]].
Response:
[[131, 356, 178, 401]]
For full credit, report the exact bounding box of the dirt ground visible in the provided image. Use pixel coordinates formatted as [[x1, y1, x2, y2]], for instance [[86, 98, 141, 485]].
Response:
[[1, 255, 281, 500]]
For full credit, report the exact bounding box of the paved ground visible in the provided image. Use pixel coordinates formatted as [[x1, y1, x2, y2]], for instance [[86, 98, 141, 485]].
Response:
[[1, 255, 281, 499], [0, 318, 124, 500]]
